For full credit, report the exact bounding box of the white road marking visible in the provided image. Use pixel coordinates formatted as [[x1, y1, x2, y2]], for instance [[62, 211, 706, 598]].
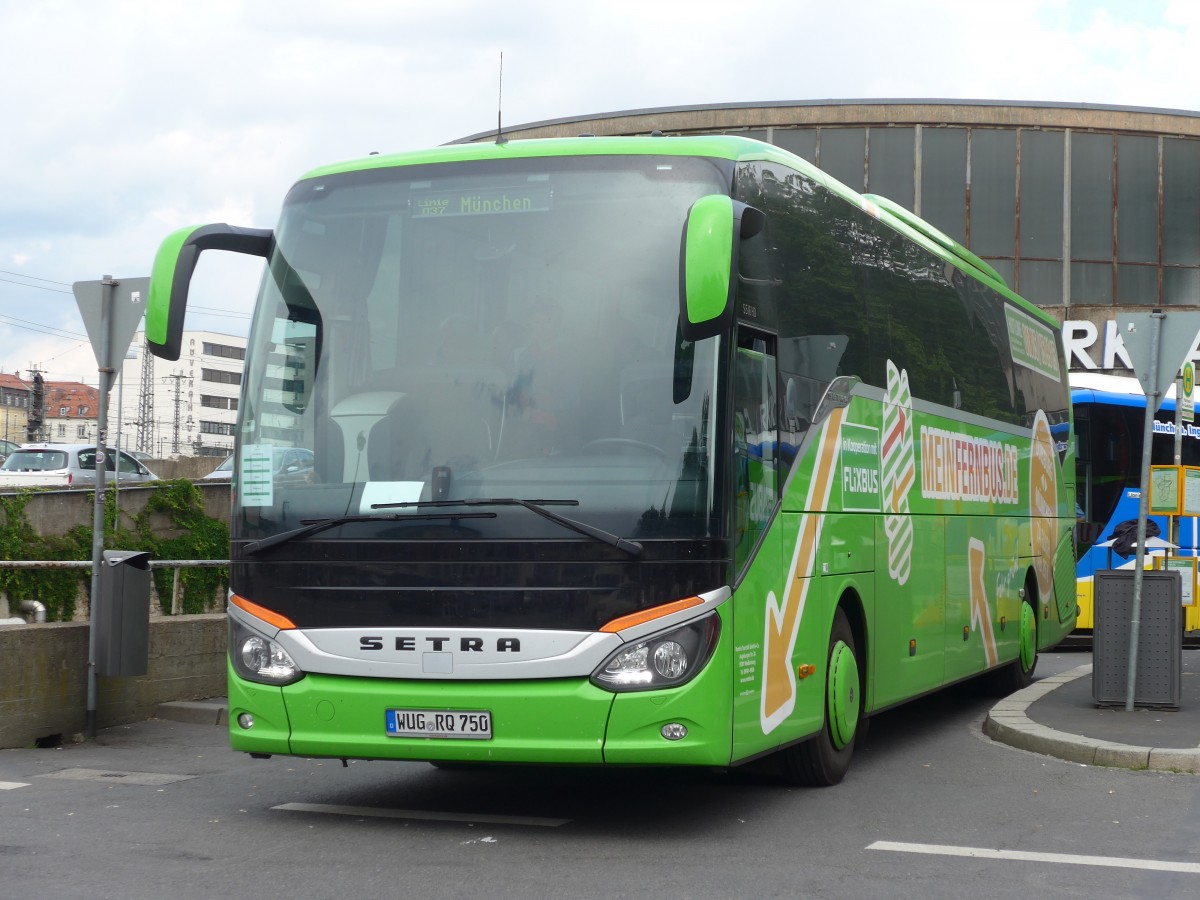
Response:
[[868, 841, 1200, 874], [273, 802, 569, 827], [0, 781, 31, 790]]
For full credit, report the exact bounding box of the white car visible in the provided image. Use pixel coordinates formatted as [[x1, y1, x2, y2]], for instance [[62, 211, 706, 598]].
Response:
[[0, 444, 159, 488], [201, 454, 234, 481]]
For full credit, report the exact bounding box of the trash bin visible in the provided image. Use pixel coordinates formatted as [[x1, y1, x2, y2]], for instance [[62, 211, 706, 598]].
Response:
[[94, 550, 152, 677], [1092, 569, 1182, 708]]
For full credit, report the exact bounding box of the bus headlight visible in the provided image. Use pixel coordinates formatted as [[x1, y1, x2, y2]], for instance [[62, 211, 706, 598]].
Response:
[[591, 613, 720, 692], [230, 619, 304, 686]]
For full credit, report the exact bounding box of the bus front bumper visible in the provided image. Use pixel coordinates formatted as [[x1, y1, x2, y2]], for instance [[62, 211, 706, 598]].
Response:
[[228, 662, 733, 767]]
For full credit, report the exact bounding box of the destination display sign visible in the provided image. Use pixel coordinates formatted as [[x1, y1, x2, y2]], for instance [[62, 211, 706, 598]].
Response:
[[410, 185, 553, 218]]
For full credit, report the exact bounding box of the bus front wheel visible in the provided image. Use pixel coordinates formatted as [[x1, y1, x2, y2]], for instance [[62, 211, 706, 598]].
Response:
[[777, 607, 861, 787]]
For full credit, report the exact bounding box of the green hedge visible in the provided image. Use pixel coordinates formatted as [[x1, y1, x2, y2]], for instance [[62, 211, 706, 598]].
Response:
[[0, 480, 229, 621]]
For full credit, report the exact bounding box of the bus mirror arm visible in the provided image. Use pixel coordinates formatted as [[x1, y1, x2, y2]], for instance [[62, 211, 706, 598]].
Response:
[[146, 224, 273, 361]]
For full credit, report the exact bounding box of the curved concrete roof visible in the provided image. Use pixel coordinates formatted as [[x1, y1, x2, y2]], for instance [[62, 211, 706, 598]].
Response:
[[458, 98, 1200, 144]]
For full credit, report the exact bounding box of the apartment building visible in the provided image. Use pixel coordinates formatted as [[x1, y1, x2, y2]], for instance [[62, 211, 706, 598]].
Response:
[[109, 330, 246, 458]]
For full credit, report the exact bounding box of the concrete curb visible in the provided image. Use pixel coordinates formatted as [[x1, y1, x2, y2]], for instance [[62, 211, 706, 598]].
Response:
[[983, 663, 1200, 773], [155, 698, 228, 727]]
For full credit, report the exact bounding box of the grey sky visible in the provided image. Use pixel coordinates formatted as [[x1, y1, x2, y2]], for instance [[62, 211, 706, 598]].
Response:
[[0, 0, 1193, 384]]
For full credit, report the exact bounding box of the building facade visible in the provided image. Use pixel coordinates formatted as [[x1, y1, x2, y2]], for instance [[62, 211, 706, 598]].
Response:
[[461, 99, 1200, 373], [43, 382, 99, 444], [109, 330, 246, 458], [0, 372, 32, 444]]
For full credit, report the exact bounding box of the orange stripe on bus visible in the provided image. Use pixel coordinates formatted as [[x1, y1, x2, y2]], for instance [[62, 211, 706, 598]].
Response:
[[230, 594, 297, 630], [600, 595, 705, 633], [762, 408, 847, 722]]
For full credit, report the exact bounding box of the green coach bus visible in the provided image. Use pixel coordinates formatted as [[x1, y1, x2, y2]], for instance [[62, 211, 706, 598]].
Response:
[[146, 134, 1076, 786]]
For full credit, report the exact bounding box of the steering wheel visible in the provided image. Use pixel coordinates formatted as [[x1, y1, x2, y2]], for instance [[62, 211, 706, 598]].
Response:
[[580, 438, 666, 458]]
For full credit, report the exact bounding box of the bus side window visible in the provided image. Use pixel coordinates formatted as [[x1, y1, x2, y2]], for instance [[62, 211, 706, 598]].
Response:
[[733, 334, 779, 574]]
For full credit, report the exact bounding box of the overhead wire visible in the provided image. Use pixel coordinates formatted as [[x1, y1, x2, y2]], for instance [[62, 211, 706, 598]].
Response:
[[0, 269, 71, 287], [0, 275, 72, 294]]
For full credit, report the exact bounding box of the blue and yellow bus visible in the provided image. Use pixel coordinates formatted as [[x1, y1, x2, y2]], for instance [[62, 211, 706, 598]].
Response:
[[1073, 372, 1200, 634]]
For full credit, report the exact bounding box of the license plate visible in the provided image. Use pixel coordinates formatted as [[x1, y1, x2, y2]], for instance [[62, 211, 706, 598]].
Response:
[[385, 708, 492, 740]]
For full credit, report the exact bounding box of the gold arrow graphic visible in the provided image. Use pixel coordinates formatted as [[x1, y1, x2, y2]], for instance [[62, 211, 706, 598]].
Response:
[[969, 537, 999, 667], [761, 407, 846, 733]]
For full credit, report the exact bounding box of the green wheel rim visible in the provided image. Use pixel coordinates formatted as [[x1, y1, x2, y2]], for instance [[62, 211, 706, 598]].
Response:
[[828, 640, 860, 750], [1019, 601, 1036, 672]]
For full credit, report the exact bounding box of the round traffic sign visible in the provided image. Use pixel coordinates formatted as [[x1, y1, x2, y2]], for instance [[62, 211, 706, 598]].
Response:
[[1185, 362, 1195, 398]]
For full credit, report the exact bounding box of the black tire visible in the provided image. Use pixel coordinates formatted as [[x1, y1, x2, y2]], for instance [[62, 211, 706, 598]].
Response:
[[776, 607, 862, 787]]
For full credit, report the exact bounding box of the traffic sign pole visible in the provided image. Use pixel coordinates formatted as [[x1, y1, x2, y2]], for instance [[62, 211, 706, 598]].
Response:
[[1175, 370, 1184, 466], [84, 276, 115, 738], [1117, 310, 1200, 711], [73, 274, 147, 738]]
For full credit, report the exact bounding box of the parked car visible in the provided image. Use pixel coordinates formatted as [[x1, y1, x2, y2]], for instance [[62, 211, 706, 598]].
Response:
[[0, 443, 159, 488], [201, 448, 315, 484], [201, 454, 234, 481], [0, 438, 19, 465]]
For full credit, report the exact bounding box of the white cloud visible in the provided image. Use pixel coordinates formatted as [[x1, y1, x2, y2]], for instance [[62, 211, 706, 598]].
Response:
[[2, 0, 1199, 384]]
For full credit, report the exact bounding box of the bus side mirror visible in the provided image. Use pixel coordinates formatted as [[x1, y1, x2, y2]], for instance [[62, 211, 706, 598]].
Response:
[[147, 224, 273, 360], [678, 196, 765, 342]]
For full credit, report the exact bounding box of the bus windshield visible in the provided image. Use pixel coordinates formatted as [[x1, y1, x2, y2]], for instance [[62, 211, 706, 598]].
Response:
[[237, 154, 731, 543]]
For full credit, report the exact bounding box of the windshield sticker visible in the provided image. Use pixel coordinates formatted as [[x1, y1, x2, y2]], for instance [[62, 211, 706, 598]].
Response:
[[1005, 305, 1061, 381], [359, 481, 425, 514], [241, 445, 274, 507]]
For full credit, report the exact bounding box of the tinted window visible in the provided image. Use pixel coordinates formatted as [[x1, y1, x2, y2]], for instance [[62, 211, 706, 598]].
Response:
[[820, 128, 866, 191], [1018, 130, 1064, 259], [1117, 135, 1158, 264], [920, 128, 967, 244], [772, 128, 817, 163], [1117, 263, 1158, 305], [2, 450, 67, 471], [970, 129, 1017, 258], [738, 161, 1069, 429], [1071, 132, 1114, 262], [1163, 137, 1200, 266], [867, 127, 915, 208], [1018, 259, 1064, 307]]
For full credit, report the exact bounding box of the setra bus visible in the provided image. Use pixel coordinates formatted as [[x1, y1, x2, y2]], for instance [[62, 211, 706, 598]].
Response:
[[1072, 372, 1200, 634], [146, 135, 1076, 785]]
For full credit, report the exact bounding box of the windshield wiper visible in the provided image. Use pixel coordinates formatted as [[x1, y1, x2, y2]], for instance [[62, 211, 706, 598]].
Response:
[[378, 498, 644, 557], [241, 511, 496, 556]]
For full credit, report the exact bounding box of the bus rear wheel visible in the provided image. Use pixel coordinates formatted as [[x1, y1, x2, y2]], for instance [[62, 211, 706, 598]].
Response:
[[777, 607, 861, 787]]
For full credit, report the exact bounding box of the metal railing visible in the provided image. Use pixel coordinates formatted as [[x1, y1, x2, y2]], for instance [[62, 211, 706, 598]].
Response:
[[0, 559, 228, 616]]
